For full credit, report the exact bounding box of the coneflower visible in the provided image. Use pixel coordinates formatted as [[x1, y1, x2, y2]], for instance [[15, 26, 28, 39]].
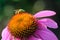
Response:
[[1, 9, 58, 40]]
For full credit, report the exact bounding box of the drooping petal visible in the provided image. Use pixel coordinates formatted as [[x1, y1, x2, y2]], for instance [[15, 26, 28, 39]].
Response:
[[38, 18, 58, 29], [14, 37, 21, 40], [1, 27, 11, 40], [37, 20, 47, 30], [6, 34, 13, 40], [34, 10, 56, 18], [1, 27, 21, 40], [28, 35, 42, 40], [35, 29, 58, 40]]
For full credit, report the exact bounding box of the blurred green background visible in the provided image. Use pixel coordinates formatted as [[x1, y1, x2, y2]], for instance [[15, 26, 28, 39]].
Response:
[[0, 0, 60, 39]]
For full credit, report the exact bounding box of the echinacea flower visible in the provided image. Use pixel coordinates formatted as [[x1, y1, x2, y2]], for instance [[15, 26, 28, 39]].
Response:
[[1, 9, 58, 40]]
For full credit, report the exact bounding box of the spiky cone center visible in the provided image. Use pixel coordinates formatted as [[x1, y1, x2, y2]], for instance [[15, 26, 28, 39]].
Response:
[[8, 12, 37, 38]]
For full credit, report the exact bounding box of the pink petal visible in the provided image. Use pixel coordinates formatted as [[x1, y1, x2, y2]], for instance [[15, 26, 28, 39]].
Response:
[[1, 27, 15, 40], [28, 35, 42, 40], [1, 27, 21, 40], [34, 10, 56, 18], [1, 27, 11, 40], [38, 18, 58, 29], [6, 35, 13, 40], [37, 20, 47, 30], [35, 29, 58, 40], [15, 37, 21, 40]]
